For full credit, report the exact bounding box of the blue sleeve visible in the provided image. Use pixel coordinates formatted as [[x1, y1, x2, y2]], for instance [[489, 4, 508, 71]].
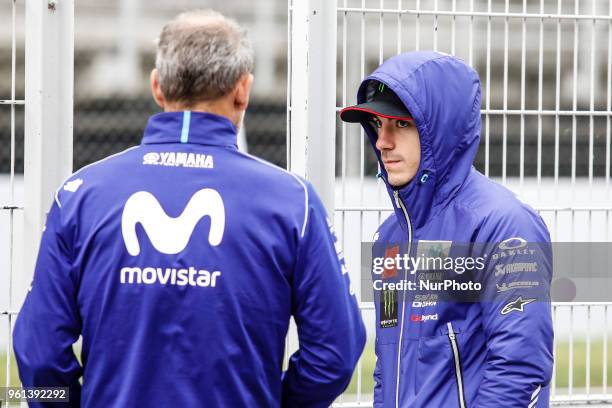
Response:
[[13, 201, 82, 407], [373, 338, 383, 408], [281, 183, 366, 407], [473, 207, 553, 407], [371, 237, 383, 408]]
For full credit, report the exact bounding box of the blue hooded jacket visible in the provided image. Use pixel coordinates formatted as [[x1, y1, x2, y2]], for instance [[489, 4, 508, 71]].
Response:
[[360, 52, 553, 407], [13, 111, 366, 407]]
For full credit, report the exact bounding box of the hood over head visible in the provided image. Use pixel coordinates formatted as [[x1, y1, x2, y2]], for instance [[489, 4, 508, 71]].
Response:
[[356, 51, 482, 232]]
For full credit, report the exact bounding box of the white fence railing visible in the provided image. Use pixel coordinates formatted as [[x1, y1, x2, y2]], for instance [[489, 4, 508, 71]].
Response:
[[1, 0, 74, 394]]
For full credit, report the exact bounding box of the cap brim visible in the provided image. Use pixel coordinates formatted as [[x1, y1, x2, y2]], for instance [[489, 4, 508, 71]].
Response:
[[339, 100, 412, 123]]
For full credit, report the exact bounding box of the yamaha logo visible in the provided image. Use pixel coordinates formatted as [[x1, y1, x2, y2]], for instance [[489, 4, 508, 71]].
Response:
[[142, 151, 214, 169], [143, 152, 160, 164]]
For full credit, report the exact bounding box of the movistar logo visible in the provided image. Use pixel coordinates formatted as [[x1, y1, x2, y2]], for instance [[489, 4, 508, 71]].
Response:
[[121, 188, 225, 256]]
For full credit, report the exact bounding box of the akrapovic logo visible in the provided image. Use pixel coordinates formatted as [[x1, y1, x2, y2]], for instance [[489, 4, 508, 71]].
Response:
[[120, 188, 225, 288], [143, 152, 214, 169], [494, 262, 538, 277], [121, 188, 225, 256]]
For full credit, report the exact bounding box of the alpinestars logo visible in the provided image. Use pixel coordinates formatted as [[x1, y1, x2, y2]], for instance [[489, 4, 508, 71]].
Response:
[[122, 188, 225, 256], [120, 188, 225, 288], [501, 296, 536, 315], [380, 289, 398, 328]]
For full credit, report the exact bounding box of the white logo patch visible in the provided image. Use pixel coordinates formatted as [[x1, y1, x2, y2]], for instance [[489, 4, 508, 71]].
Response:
[[412, 301, 437, 308], [121, 188, 225, 256], [498, 237, 527, 250], [63, 178, 83, 192], [327, 217, 355, 296], [500, 296, 536, 315], [143, 152, 214, 169]]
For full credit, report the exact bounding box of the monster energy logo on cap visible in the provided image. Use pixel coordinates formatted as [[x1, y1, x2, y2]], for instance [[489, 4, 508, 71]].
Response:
[[380, 288, 398, 328]]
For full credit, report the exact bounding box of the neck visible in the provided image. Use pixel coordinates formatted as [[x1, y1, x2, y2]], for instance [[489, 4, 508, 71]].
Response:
[[163, 99, 240, 128]]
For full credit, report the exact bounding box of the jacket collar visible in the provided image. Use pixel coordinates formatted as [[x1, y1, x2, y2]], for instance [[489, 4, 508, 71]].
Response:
[[142, 111, 238, 148]]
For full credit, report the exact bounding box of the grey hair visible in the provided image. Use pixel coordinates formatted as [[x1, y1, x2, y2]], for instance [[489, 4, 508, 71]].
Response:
[[155, 10, 254, 104]]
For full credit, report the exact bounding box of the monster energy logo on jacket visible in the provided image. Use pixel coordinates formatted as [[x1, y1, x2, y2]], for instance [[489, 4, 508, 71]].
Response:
[[380, 289, 398, 328]]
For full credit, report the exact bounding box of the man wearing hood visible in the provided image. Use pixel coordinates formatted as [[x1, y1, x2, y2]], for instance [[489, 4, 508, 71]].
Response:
[[340, 52, 553, 407]]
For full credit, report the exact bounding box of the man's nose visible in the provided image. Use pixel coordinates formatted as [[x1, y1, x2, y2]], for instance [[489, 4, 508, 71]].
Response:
[[375, 126, 394, 151]]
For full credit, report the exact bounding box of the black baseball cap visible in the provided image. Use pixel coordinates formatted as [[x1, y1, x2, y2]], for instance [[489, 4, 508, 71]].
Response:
[[340, 81, 412, 123]]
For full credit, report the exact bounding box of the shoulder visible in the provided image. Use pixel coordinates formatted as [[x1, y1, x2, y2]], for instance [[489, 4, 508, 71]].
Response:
[[231, 150, 321, 238], [231, 150, 310, 196], [456, 171, 550, 242], [54, 145, 141, 209]]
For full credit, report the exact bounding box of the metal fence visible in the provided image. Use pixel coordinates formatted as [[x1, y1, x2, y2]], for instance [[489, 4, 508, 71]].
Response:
[[1, 0, 74, 398], [1, 0, 21, 393], [288, 0, 612, 406], [0, 97, 288, 174], [2, 0, 612, 406]]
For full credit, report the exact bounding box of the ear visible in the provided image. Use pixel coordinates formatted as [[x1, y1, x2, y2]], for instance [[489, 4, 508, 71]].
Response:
[[150, 69, 166, 109], [233, 73, 253, 112]]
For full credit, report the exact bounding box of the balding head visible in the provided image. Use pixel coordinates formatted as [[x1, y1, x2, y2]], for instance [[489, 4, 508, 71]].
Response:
[[155, 10, 254, 105]]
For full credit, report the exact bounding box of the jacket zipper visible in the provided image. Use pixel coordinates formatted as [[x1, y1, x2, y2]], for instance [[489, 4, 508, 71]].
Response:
[[393, 190, 412, 408], [447, 322, 467, 408]]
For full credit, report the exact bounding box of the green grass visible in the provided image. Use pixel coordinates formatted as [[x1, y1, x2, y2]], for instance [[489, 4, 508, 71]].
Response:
[[346, 339, 612, 395], [0, 352, 21, 388], [554, 339, 612, 389]]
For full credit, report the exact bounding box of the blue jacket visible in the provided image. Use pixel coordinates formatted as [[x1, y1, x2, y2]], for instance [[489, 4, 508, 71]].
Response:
[[361, 53, 553, 407], [13, 111, 366, 407]]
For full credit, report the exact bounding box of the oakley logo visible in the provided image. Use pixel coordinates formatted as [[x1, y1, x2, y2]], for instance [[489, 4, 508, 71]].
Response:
[[498, 237, 527, 250], [121, 189, 225, 256]]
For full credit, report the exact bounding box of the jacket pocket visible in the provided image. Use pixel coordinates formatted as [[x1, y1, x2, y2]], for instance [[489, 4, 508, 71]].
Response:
[[447, 322, 467, 408]]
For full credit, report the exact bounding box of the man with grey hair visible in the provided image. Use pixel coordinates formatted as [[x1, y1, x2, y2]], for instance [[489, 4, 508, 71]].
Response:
[[14, 10, 366, 408]]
